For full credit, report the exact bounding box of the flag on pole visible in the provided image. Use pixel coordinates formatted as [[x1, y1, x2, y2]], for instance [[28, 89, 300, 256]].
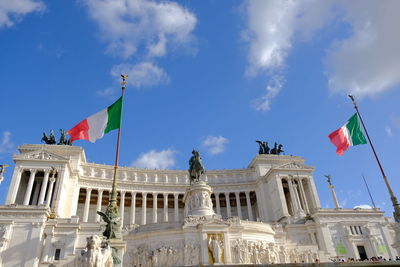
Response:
[[328, 113, 367, 155], [68, 97, 123, 143]]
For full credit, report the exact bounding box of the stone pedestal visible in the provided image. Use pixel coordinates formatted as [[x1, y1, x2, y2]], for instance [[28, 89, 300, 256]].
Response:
[[183, 181, 215, 217], [392, 222, 400, 255], [110, 238, 126, 267]]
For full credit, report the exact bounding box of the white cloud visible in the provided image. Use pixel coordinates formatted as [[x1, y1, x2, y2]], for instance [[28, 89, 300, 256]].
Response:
[[201, 136, 229, 155], [243, 0, 400, 101], [96, 87, 116, 97], [353, 204, 373, 210], [111, 62, 170, 88], [0, 0, 45, 28], [385, 127, 393, 137], [132, 149, 177, 169], [252, 75, 284, 111], [83, 0, 197, 58], [0, 131, 13, 153]]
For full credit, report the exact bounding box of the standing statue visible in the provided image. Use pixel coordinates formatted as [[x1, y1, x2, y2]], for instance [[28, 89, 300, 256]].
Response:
[[0, 164, 9, 185], [188, 150, 205, 184], [41, 130, 57, 144], [208, 236, 223, 264], [256, 141, 270, 154], [324, 175, 332, 186]]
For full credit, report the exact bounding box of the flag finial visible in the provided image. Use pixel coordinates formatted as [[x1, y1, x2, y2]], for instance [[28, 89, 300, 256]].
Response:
[[121, 74, 128, 90]]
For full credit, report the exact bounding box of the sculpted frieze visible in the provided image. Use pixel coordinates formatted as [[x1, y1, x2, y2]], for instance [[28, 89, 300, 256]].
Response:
[[127, 240, 188, 267]]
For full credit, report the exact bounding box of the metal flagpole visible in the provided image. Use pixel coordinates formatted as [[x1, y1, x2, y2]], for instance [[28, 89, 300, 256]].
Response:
[[109, 74, 127, 207], [362, 175, 376, 209], [100, 74, 127, 241], [348, 95, 400, 222]]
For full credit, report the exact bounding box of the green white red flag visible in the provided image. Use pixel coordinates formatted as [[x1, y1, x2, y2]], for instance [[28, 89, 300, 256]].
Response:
[[328, 113, 367, 155], [67, 97, 123, 143]]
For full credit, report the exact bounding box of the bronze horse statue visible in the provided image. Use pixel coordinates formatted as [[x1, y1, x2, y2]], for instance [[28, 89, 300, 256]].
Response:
[[270, 143, 284, 155], [41, 130, 57, 144], [188, 150, 205, 184]]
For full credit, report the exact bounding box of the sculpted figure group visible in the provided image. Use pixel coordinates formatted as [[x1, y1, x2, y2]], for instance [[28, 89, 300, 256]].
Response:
[[256, 140, 284, 155], [42, 129, 72, 145], [129, 242, 199, 267], [77, 235, 113, 267], [231, 239, 318, 264], [188, 191, 212, 210]]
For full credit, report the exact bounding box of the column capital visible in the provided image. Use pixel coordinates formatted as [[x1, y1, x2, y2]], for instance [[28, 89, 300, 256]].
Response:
[[131, 191, 137, 196], [153, 192, 158, 197], [142, 192, 148, 196], [86, 187, 92, 192], [163, 193, 169, 197], [43, 169, 52, 175], [244, 191, 251, 195], [120, 190, 126, 196], [173, 193, 179, 197], [235, 192, 240, 196], [29, 168, 37, 174], [224, 192, 229, 197], [98, 189, 104, 193]]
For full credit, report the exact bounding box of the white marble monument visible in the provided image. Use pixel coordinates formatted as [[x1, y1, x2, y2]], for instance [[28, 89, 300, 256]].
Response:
[[0, 144, 398, 266]]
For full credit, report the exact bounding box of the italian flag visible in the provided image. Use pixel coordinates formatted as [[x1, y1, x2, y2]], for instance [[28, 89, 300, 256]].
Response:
[[68, 97, 123, 143], [328, 113, 367, 156]]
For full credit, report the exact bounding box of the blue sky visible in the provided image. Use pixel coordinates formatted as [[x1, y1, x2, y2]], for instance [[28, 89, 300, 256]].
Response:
[[1, 0, 400, 217]]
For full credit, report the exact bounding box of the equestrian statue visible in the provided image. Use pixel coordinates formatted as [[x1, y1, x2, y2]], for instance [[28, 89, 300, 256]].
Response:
[[188, 150, 205, 184]]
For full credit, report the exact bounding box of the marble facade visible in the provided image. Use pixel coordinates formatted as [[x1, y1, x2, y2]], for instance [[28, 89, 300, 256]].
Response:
[[0, 144, 398, 266]]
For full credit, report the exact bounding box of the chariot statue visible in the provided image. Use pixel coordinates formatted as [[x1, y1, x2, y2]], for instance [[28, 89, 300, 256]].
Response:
[[270, 143, 284, 155], [58, 129, 72, 145], [188, 150, 205, 184], [42, 130, 57, 144]]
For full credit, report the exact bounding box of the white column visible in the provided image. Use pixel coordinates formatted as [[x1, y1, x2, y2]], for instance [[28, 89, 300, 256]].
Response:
[[329, 185, 340, 209], [83, 188, 92, 222], [95, 190, 104, 222], [287, 177, 299, 212], [120, 191, 126, 226], [298, 178, 310, 213], [8, 168, 23, 204], [130, 192, 136, 225], [38, 169, 51, 205], [141, 193, 147, 225], [245, 191, 254, 221], [23, 169, 37, 205], [225, 192, 231, 217], [174, 193, 179, 222], [293, 183, 303, 211], [215, 193, 221, 215], [45, 177, 56, 208], [235, 192, 242, 219], [163, 193, 168, 222], [152, 193, 158, 223]]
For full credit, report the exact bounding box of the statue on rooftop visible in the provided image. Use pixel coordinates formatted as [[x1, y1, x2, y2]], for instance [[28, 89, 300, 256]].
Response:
[[188, 150, 205, 184], [256, 140, 270, 154], [58, 129, 72, 145], [270, 143, 284, 155], [42, 130, 57, 145]]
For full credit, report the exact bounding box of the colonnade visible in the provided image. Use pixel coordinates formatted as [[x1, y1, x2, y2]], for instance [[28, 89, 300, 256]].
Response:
[[10, 168, 57, 207], [282, 175, 311, 216], [78, 188, 258, 225]]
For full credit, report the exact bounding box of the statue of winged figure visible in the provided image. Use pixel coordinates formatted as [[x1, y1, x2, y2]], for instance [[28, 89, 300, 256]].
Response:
[[97, 202, 121, 240]]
